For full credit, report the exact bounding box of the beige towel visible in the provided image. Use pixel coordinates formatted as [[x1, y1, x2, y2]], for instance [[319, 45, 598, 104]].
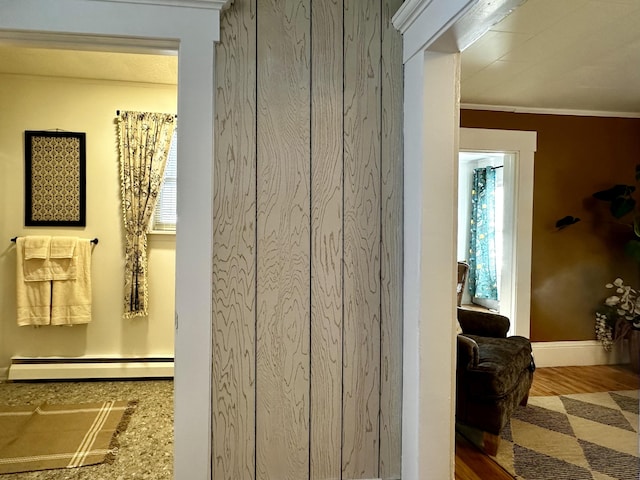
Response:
[[49, 236, 77, 258], [22, 235, 52, 283], [23, 236, 78, 282], [51, 240, 92, 325], [16, 238, 51, 326], [49, 237, 78, 280], [23, 236, 50, 260]]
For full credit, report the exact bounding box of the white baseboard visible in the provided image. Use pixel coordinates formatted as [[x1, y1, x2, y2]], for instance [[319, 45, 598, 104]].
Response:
[[532, 340, 629, 368], [7, 356, 174, 381], [7, 341, 625, 381]]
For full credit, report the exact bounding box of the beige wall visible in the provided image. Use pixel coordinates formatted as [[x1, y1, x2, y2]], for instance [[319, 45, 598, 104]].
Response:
[[0, 72, 177, 371], [212, 0, 403, 479], [461, 110, 640, 342]]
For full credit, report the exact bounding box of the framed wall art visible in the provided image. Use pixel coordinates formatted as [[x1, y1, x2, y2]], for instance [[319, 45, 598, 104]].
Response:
[[24, 131, 86, 226]]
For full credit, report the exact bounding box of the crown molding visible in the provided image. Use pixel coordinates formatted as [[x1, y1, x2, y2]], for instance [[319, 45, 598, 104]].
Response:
[[392, 0, 435, 34], [392, 0, 477, 62], [392, 0, 522, 63], [429, 0, 525, 53], [461, 103, 640, 119], [85, 0, 231, 9], [0, 30, 179, 54]]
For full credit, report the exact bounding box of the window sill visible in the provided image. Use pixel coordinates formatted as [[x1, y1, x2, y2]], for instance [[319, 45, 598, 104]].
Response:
[[148, 230, 176, 236]]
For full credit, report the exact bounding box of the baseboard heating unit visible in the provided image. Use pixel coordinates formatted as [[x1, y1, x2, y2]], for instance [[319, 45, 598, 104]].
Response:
[[7, 356, 174, 381]]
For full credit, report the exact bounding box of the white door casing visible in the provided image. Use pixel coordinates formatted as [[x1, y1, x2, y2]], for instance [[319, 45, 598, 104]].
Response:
[[393, 1, 526, 479], [460, 128, 536, 338], [1, 1, 527, 479], [0, 1, 229, 478]]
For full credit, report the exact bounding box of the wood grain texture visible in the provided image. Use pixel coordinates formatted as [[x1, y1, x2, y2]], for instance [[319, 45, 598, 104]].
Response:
[[256, 1, 311, 479], [529, 365, 640, 396], [212, 1, 257, 479], [455, 432, 514, 480], [310, 0, 344, 479], [212, 2, 404, 478], [342, 0, 382, 478], [378, 0, 403, 478]]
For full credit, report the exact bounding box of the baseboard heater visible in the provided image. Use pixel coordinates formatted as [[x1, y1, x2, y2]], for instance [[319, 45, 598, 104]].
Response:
[[7, 356, 174, 381]]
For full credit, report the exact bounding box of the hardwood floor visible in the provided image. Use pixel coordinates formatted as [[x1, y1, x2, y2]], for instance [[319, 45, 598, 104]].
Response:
[[454, 364, 639, 480], [527, 365, 639, 396]]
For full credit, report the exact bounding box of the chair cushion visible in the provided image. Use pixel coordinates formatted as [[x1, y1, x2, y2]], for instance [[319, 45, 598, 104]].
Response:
[[462, 334, 533, 398], [457, 308, 510, 338]]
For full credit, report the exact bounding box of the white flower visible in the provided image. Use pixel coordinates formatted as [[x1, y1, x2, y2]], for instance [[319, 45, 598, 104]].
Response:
[[598, 278, 639, 351], [605, 295, 620, 306]]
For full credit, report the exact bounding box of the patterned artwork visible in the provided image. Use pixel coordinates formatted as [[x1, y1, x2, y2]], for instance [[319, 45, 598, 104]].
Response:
[[25, 131, 86, 226]]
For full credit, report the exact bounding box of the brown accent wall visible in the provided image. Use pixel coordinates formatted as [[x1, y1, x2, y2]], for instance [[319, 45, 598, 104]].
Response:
[[461, 110, 640, 342], [212, 1, 403, 479]]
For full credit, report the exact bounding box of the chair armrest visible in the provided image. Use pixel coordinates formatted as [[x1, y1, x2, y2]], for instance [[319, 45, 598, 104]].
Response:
[[457, 307, 510, 338], [457, 334, 479, 369]]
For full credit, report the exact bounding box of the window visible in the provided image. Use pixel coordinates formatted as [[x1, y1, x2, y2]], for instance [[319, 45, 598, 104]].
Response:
[[151, 130, 177, 232]]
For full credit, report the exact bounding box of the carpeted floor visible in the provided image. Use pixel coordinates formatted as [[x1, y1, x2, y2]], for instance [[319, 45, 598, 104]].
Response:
[[0, 379, 173, 479], [492, 390, 639, 480]]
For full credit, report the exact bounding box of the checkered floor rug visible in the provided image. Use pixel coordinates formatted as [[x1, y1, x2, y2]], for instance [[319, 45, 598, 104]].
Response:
[[492, 390, 639, 480]]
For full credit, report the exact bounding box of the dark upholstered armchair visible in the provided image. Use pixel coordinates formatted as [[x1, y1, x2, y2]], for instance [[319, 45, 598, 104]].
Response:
[[456, 307, 535, 455]]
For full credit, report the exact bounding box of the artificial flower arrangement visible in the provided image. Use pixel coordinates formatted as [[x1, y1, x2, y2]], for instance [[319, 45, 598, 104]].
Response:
[[595, 277, 640, 351]]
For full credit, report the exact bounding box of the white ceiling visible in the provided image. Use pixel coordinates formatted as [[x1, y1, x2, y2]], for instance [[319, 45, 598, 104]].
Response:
[[460, 0, 640, 115], [0, 46, 177, 85]]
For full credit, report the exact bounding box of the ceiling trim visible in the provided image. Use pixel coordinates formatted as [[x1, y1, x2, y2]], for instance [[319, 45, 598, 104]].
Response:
[[429, 0, 526, 53], [0, 31, 179, 54], [392, 0, 477, 62], [461, 103, 640, 119], [392, 0, 436, 34]]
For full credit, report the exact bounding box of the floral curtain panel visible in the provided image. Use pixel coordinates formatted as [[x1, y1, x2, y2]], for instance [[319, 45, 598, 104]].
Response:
[[468, 166, 499, 301], [118, 111, 176, 318]]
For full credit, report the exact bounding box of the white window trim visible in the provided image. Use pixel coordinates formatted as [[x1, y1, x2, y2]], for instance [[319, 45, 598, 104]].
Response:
[[460, 127, 536, 339]]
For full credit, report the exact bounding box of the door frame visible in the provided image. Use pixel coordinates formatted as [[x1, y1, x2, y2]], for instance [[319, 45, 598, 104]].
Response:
[[1, 1, 530, 478], [460, 127, 536, 338], [0, 1, 229, 478], [392, 1, 526, 478]]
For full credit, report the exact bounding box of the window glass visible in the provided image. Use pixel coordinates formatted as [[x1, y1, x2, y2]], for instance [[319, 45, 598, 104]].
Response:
[[151, 130, 177, 232]]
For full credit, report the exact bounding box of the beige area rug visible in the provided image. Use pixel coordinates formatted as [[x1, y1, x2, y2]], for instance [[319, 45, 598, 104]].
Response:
[[0, 400, 137, 475], [491, 390, 639, 480]]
